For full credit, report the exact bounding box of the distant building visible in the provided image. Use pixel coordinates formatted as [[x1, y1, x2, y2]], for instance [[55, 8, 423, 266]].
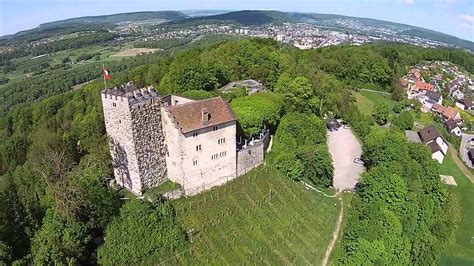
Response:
[[419, 91, 443, 110], [432, 104, 463, 125], [219, 80, 265, 95], [456, 97, 472, 111]]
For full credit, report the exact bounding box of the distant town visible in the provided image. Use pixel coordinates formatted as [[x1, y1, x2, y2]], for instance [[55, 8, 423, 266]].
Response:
[[114, 21, 460, 50]]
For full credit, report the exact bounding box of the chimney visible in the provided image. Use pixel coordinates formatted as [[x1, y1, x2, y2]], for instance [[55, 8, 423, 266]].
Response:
[[202, 108, 210, 123]]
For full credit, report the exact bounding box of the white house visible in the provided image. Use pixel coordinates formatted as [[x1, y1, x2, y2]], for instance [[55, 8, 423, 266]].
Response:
[[445, 120, 462, 136], [419, 91, 443, 111], [455, 97, 472, 111], [418, 126, 448, 164]]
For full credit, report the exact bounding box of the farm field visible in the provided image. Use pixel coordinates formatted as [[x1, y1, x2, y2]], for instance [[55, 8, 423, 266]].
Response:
[[439, 152, 474, 265], [111, 48, 161, 57], [154, 166, 340, 264]]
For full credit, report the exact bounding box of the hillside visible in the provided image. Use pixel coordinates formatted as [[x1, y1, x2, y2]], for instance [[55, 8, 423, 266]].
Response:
[[169, 10, 294, 26], [0, 11, 187, 43], [163, 166, 340, 264], [39, 11, 188, 27]]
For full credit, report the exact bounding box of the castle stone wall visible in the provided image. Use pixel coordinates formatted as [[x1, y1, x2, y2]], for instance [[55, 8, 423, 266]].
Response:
[[102, 93, 142, 194], [237, 143, 264, 177], [102, 86, 167, 195], [130, 98, 168, 190], [236, 131, 269, 177]]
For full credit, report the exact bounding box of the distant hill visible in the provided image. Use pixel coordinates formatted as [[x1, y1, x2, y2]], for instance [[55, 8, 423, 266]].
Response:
[[170, 10, 294, 26], [1, 10, 472, 51], [0, 11, 187, 44], [39, 11, 187, 27]]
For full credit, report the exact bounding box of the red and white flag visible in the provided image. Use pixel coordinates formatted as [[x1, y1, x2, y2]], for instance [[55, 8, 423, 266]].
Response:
[[103, 65, 111, 80]]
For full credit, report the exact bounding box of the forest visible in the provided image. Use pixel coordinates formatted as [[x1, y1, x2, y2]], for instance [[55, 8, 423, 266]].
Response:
[[0, 37, 472, 264]]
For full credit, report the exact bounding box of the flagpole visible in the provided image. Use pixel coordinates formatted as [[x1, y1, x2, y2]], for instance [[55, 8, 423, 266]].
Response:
[[103, 64, 107, 90]]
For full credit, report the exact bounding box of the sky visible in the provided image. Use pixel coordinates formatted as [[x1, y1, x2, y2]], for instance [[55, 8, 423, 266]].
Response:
[[0, 0, 473, 41]]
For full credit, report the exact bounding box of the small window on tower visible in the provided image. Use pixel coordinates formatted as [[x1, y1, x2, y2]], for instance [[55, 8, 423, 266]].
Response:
[[193, 132, 198, 137], [213, 126, 218, 131], [193, 160, 198, 166], [196, 145, 202, 151], [112, 102, 116, 107]]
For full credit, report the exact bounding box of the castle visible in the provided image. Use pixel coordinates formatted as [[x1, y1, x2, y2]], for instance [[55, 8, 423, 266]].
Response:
[[101, 82, 269, 196]]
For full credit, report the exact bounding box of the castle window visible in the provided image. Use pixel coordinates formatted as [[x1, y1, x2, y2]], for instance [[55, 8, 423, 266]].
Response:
[[193, 132, 198, 137], [211, 154, 218, 160], [196, 145, 202, 151], [118, 120, 121, 124], [193, 160, 198, 166], [213, 126, 218, 131], [218, 138, 226, 144], [112, 102, 117, 107], [220, 151, 227, 157]]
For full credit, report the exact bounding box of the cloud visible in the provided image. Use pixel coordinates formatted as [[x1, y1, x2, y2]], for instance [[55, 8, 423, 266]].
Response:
[[403, 0, 415, 4], [459, 14, 474, 25]]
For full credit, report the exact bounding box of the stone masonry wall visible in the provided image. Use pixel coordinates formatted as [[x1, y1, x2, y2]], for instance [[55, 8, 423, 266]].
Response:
[[236, 131, 269, 177], [102, 93, 142, 194], [130, 99, 168, 191], [237, 143, 264, 177]]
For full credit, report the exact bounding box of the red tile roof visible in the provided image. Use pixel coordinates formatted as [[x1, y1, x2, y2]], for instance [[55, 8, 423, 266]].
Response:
[[400, 79, 408, 87], [443, 106, 459, 121], [432, 103, 445, 113], [168, 97, 237, 134], [409, 69, 422, 81], [415, 81, 434, 92]]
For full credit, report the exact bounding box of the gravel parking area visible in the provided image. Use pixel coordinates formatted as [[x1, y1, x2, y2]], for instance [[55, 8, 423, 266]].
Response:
[[328, 127, 365, 191]]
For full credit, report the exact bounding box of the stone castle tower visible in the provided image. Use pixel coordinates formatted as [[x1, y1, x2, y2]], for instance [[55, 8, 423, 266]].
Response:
[[101, 82, 168, 195]]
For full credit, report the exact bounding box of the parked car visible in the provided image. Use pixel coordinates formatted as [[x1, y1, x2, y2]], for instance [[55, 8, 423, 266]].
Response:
[[353, 158, 364, 165], [326, 119, 341, 131]]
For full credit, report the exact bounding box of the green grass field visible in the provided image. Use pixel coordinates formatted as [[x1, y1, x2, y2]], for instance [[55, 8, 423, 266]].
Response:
[[353, 92, 375, 115], [360, 90, 395, 109], [153, 166, 340, 264], [439, 152, 474, 265]]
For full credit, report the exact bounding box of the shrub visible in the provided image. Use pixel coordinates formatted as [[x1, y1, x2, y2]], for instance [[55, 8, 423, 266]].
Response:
[[98, 200, 186, 265]]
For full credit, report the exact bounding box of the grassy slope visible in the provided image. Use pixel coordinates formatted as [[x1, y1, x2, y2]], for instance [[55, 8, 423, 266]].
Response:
[[353, 92, 374, 116], [155, 166, 339, 264], [439, 152, 474, 265], [360, 90, 395, 109]]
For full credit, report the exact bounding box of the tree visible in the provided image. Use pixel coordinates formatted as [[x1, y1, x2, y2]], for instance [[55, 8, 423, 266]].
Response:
[[231, 92, 284, 136], [270, 113, 330, 185], [0, 174, 30, 262], [31, 207, 90, 265], [392, 111, 414, 130], [98, 200, 186, 265], [372, 103, 390, 125], [362, 129, 409, 169], [274, 75, 315, 113], [297, 145, 333, 187], [180, 90, 216, 100]]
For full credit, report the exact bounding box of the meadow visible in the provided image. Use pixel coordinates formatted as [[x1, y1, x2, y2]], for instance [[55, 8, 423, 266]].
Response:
[[439, 152, 474, 265]]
